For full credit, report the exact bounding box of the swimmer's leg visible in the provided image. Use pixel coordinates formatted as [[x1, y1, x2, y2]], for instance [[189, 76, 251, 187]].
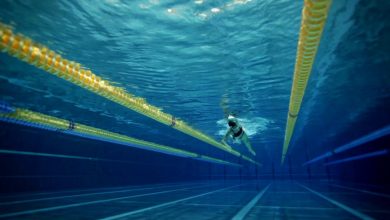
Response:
[[242, 133, 256, 156]]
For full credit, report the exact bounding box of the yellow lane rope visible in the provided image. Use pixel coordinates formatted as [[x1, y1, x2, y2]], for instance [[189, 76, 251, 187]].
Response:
[[0, 22, 258, 165], [0, 107, 240, 166], [281, 0, 332, 164]]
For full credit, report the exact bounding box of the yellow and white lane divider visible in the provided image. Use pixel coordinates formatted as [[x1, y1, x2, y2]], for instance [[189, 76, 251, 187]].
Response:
[[282, 0, 332, 164], [0, 106, 240, 166], [0, 23, 258, 165]]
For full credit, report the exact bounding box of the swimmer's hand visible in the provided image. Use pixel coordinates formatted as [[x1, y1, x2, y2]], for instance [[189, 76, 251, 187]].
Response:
[[249, 148, 256, 156]]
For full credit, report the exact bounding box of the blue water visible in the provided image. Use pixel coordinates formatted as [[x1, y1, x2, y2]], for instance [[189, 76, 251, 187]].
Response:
[[0, 0, 390, 219]]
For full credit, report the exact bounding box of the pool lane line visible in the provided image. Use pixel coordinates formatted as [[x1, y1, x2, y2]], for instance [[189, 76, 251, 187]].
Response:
[[0, 183, 219, 219], [324, 149, 388, 166], [0, 183, 165, 200], [328, 183, 390, 199], [231, 183, 271, 220], [0, 182, 198, 206], [182, 204, 339, 210], [0, 24, 259, 165], [185, 203, 241, 207], [0, 109, 241, 167], [0, 181, 190, 201], [297, 182, 374, 220], [327, 180, 387, 190], [0, 180, 223, 201], [251, 205, 339, 211], [0, 149, 144, 165], [303, 126, 390, 166], [281, 0, 333, 164], [100, 183, 248, 220]]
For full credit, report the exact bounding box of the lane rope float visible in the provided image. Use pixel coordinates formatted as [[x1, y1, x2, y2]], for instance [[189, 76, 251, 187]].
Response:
[[0, 104, 241, 167], [0, 22, 258, 165], [281, 0, 332, 164]]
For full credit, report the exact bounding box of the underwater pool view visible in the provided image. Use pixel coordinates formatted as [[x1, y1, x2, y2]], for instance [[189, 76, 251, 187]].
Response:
[[0, 0, 389, 219]]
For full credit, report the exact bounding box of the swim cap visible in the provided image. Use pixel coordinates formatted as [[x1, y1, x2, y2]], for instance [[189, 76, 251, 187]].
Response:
[[227, 115, 238, 123]]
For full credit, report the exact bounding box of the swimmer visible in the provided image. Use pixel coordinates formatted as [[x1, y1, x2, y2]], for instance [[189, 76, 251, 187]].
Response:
[[221, 115, 256, 156]]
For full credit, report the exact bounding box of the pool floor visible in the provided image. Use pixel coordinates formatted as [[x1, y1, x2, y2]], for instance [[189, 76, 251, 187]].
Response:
[[0, 180, 389, 219]]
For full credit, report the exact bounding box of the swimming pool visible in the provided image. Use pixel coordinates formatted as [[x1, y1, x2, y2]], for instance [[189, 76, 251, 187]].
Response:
[[0, 0, 389, 219]]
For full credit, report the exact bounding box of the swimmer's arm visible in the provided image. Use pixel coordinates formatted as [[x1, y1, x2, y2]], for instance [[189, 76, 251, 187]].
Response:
[[221, 129, 232, 145]]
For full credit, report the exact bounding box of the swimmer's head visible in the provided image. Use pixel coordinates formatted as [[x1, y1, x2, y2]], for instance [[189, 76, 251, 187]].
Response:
[[228, 121, 236, 127], [227, 115, 235, 121], [227, 115, 238, 126]]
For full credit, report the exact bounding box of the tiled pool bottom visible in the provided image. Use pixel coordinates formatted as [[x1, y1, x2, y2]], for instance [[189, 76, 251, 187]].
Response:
[[0, 180, 389, 219]]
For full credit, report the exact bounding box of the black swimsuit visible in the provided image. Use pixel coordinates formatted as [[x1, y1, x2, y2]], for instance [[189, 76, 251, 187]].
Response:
[[233, 127, 243, 138]]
